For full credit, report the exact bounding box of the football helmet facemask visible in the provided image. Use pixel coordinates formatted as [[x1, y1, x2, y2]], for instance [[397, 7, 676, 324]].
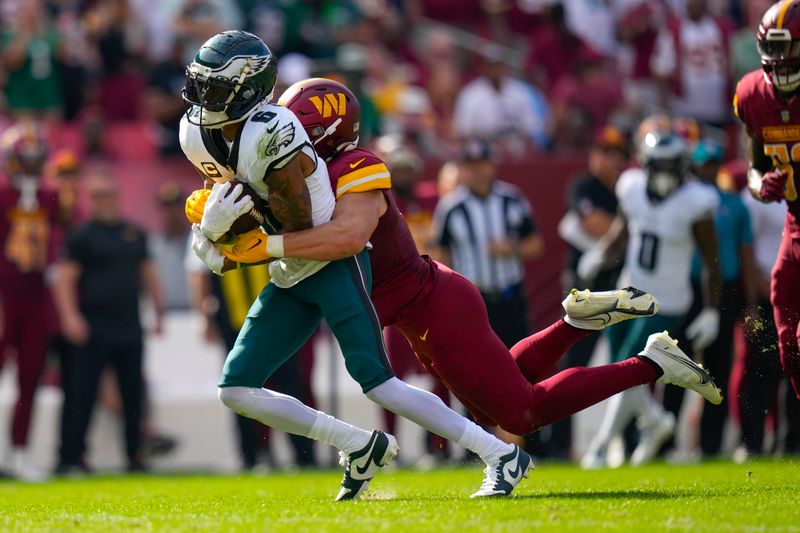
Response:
[[183, 30, 278, 129], [758, 0, 800, 93], [639, 132, 689, 201]]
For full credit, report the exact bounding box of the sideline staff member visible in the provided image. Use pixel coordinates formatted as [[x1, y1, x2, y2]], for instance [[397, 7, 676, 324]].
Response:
[[431, 139, 544, 347], [55, 172, 164, 472]]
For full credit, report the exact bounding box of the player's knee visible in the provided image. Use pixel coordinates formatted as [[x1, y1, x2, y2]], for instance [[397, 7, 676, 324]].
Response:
[[218, 386, 252, 415]]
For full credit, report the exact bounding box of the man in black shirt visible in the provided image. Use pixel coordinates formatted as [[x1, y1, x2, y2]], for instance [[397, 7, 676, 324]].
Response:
[[54, 172, 164, 472], [551, 126, 629, 458]]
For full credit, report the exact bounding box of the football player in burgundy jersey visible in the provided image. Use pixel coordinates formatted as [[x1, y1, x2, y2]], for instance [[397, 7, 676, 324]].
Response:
[[213, 78, 722, 443], [0, 121, 59, 480], [736, 0, 800, 399]]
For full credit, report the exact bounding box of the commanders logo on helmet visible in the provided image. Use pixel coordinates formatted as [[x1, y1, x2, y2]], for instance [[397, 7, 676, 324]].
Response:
[[183, 30, 278, 128], [279, 78, 360, 161]]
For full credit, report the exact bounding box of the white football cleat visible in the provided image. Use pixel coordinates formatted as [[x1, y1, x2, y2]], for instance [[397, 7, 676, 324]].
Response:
[[639, 331, 723, 405], [335, 430, 399, 501], [631, 411, 675, 467], [470, 445, 533, 498], [562, 287, 659, 331]]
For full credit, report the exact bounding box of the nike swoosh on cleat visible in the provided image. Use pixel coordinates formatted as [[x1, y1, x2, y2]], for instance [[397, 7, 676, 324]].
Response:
[[660, 349, 711, 384], [354, 434, 381, 476]]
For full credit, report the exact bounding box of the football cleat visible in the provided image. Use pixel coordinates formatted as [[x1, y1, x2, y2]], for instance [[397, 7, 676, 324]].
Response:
[[639, 331, 723, 405], [470, 445, 533, 498], [335, 430, 399, 502], [562, 287, 660, 331], [631, 410, 675, 467]]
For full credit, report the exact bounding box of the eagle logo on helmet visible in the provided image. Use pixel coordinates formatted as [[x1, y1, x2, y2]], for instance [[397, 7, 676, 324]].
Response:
[[189, 55, 271, 83], [261, 122, 296, 158]]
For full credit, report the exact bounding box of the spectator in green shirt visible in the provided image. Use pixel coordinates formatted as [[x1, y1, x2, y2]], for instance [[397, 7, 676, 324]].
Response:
[[2, 0, 64, 117]]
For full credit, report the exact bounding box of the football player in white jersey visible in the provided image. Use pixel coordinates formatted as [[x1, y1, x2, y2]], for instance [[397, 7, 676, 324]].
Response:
[[180, 30, 532, 500], [578, 126, 722, 468]]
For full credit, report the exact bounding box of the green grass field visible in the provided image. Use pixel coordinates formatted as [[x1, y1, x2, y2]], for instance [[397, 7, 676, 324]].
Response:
[[1, 460, 798, 532]]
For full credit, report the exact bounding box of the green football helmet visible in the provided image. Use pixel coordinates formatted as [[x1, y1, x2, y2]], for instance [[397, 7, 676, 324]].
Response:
[[183, 30, 278, 128]]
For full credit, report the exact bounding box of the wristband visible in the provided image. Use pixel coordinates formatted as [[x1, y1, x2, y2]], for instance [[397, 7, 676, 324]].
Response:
[[266, 234, 285, 258]]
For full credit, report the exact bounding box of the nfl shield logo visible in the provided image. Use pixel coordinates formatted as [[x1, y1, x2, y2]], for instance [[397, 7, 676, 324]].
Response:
[[782, 109, 791, 123]]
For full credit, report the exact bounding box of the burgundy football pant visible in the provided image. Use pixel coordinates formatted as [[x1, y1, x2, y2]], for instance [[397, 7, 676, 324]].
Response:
[[0, 287, 49, 446], [396, 263, 657, 435], [771, 234, 800, 400]]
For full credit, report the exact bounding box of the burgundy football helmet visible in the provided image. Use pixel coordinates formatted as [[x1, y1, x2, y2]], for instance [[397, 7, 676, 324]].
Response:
[[758, 0, 800, 92], [278, 78, 360, 161], [1, 121, 48, 178]]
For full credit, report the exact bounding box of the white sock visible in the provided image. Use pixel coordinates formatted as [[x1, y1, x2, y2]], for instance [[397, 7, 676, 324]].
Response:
[[456, 419, 514, 464], [308, 412, 372, 455], [218, 387, 371, 454], [366, 377, 513, 463]]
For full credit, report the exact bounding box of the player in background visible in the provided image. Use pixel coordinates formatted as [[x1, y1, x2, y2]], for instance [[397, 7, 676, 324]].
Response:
[[735, 0, 800, 401], [579, 124, 721, 469], [205, 78, 723, 464], [181, 31, 535, 500], [0, 121, 60, 481]]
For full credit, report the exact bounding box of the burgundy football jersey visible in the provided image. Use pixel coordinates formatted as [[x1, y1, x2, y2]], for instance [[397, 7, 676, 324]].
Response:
[[735, 69, 800, 238], [326, 148, 437, 326], [0, 183, 60, 295]]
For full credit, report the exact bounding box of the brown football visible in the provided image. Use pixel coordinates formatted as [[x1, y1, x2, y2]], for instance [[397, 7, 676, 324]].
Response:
[[224, 181, 266, 236]]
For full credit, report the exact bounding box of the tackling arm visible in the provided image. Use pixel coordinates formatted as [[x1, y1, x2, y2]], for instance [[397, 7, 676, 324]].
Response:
[[282, 191, 386, 261]]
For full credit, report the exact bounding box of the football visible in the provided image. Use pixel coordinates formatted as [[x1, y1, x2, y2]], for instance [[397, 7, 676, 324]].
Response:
[[225, 181, 267, 236]]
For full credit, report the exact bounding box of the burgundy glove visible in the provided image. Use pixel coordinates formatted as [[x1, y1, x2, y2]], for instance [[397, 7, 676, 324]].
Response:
[[760, 170, 787, 202]]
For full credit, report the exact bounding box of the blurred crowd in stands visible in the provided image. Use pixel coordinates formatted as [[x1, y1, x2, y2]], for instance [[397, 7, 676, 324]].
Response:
[[0, 0, 772, 159], [1, 0, 800, 479]]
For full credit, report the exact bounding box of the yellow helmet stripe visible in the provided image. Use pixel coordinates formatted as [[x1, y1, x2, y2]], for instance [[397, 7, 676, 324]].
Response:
[[778, 0, 794, 29]]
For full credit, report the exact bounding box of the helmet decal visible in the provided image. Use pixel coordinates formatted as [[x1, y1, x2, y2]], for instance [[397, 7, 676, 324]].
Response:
[[188, 55, 273, 83], [308, 93, 348, 118]]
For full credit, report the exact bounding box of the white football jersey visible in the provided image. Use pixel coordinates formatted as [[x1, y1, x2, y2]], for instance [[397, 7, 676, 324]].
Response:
[[180, 102, 335, 288], [616, 168, 718, 315]]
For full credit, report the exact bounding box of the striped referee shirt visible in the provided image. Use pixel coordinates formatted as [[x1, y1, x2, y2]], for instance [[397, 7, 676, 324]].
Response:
[[432, 181, 538, 293]]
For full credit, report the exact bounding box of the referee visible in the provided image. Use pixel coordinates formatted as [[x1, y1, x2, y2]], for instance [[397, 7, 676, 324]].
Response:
[[431, 139, 544, 348]]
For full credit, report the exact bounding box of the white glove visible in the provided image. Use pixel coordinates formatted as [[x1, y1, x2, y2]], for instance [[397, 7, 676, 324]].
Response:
[[686, 307, 720, 352], [200, 182, 254, 242], [191, 224, 225, 275], [577, 245, 604, 282]]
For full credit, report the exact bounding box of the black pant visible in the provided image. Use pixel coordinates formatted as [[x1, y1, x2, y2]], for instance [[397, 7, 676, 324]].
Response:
[[60, 332, 143, 466], [665, 279, 742, 456], [739, 296, 800, 454]]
